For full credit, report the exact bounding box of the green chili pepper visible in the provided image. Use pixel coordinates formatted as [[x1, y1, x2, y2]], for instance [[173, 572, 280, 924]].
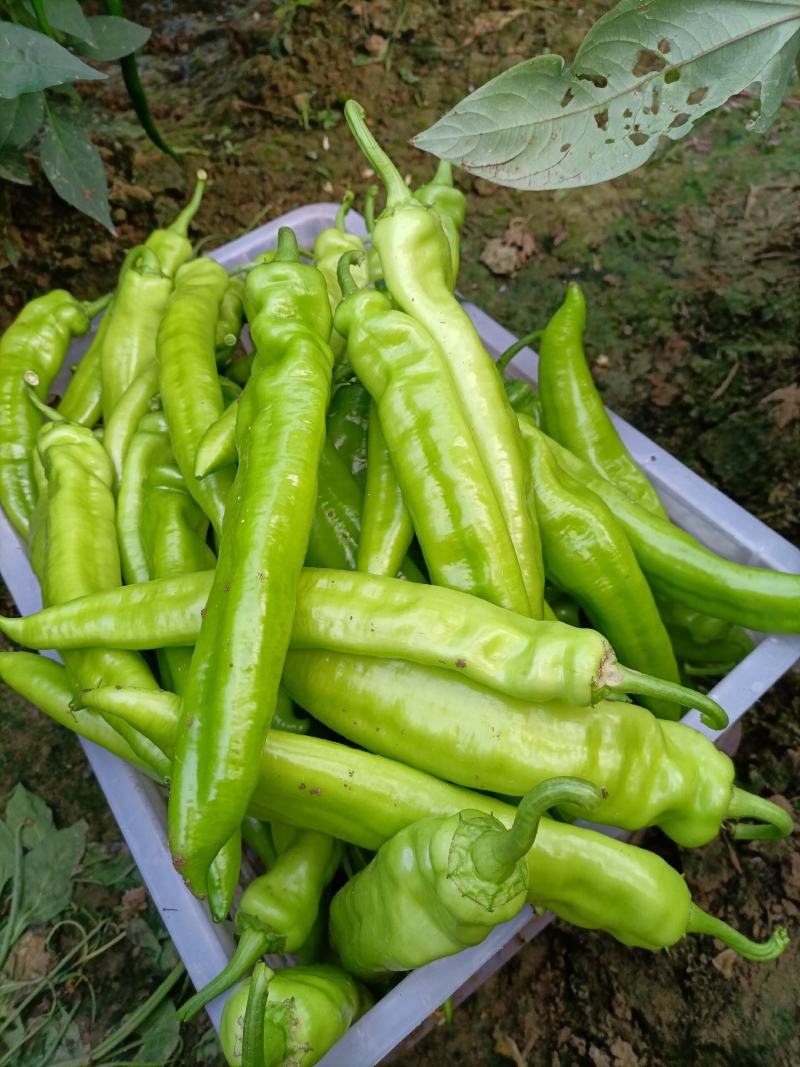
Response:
[[272, 687, 311, 735], [168, 228, 335, 896], [357, 402, 414, 577], [141, 462, 217, 696], [100, 246, 172, 423], [29, 677, 787, 961], [306, 440, 363, 571], [220, 966, 362, 1067], [57, 311, 111, 428], [34, 422, 169, 779], [207, 830, 242, 924], [116, 412, 174, 585], [336, 254, 528, 609], [521, 417, 683, 719], [504, 377, 543, 424], [156, 256, 234, 535], [0, 566, 729, 726], [312, 192, 368, 358], [530, 421, 800, 633], [241, 961, 271, 1067], [194, 400, 238, 479], [362, 184, 383, 284], [538, 283, 667, 517], [283, 648, 792, 846], [345, 101, 545, 618], [104, 361, 161, 490], [0, 291, 106, 538], [414, 159, 466, 288], [331, 778, 601, 979], [0, 651, 158, 779], [216, 276, 247, 364], [226, 353, 255, 388], [242, 817, 278, 870], [326, 378, 370, 488], [144, 171, 209, 277], [177, 830, 340, 1020]]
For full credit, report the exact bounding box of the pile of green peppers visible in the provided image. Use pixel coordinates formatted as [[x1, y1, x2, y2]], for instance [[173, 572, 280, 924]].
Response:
[[0, 99, 798, 1067]]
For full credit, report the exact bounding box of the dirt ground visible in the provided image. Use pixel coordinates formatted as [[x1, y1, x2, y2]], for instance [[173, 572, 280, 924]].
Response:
[[1, 1, 798, 1064]]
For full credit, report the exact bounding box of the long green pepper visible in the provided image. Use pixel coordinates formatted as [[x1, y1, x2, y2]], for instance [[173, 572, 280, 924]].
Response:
[[168, 229, 334, 896], [357, 401, 414, 578]]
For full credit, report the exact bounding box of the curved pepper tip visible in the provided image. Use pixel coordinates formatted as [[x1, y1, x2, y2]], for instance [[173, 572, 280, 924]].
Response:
[[727, 787, 795, 841]]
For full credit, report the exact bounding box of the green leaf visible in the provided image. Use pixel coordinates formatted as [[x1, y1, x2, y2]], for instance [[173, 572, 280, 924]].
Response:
[[0, 92, 44, 150], [40, 101, 113, 231], [0, 21, 105, 99], [749, 26, 800, 131], [413, 0, 800, 190], [0, 145, 31, 183], [76, 15, 150, 61], [13, 820, 86, 939], [6, 783, 54, 848], [193, 1028, 223, 1064], [3, 237, 22, 267], [44, 0, 95, 45], [0, 819, 15, 897], [136, 998, 180, 1062], [75, 842, 135, 886], [125, 916, 162, 964]]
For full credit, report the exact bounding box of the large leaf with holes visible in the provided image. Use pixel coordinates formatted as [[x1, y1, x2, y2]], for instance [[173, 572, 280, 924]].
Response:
[[413, 0, 800, 189]]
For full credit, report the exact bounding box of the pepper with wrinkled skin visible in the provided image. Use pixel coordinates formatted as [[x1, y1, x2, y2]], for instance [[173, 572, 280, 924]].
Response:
[[345, 100, 544, 618], [326, 378, 370, 488], [100, 246, 172, 423], [330, 778, 601, 979], [157, 257, 234, 535], [312, 191, 368, 357], [0, 566, 729, 726], [220, 966, 361, 1067], [177, 829, 341, 1020], [35, 422, 169, 779], [414, 159, 466, 288], [168, 228, 335, 896], [357, 401, 414, 577], [141, 462, 217, 696], [522, 418, 683, 719], [17, 672, 787, 962], [336, 255, 528, 611], [527, 420, 800, 633], [0, 290, 106, 538], [144, 170, 208, 278], [282, 648, 791, 846], [116, 412, 174, 585]]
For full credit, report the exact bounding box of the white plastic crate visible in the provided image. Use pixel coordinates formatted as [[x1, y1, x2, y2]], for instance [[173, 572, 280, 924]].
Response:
[[0, 204, 798, 1066]]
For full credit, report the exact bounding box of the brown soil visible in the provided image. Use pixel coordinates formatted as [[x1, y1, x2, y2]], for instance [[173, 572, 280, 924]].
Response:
[[1, 2, 798, 1064]]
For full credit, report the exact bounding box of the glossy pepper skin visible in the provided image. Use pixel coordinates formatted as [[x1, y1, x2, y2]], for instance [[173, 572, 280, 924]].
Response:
[[312, 192, 368, 358], [56, 308, 110, 428], [144, 170, 208, 278], [283, 649, 792, 846], [326, 378, 370, 488], [0, 290, 101, 538], [335, 260, 529, 612], [357, 401, 414, 577], [536, 425, 800, 633], [345, 100, 545, 619], [141, 462, 217, 697], [0, 566, 728, 726], [104, 360, 161, 490], [414, 159, 466, 287], [176, 829, 341, 1021], [538, 283, 667, 516], [220, 967, 361, 1067], [157, 256, 234, 535], [100, 246, 172, 422], [330, 778, 601, 979], [520, 416, 683, 719], [35, 422, 169, 779], [216, 276, 246, 364], [168, 229, 335, 896], [21, 674, 788, 961], [116, 412, 174, 585]]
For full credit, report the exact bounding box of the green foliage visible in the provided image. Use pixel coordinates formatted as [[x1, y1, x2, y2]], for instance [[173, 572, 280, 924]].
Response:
[[414, 0, 800, 190], [0, 0, 160, 230]]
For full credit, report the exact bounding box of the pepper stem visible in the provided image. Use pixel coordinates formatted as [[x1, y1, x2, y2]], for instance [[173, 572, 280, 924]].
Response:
[[363, 184, 378, 234], [686, 904, 789, 961], [337, 250, 365, 298], [335, 191, 355, 230], [175, 926, 268, 1022], [26, 381, 66, 422], [726, 787, 794, 840], [431, 159, 453, 187], [600, 663, 729, 730], [242, 961, 273, 1067], [344, 100, 411, 209], [167, 169, 208, 236], [274, 226, 300, 262], [496, 329, 543, 374], [471, 777, 603, 883], [82, 292, 113, 319]]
